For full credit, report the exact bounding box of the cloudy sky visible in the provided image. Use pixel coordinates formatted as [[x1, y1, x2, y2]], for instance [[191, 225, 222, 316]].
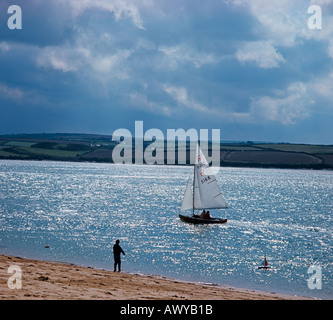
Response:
[[0, 0, 332, 144]]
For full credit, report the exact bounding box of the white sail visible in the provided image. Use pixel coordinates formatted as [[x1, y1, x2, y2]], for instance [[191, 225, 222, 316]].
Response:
[[180, 178, 193, 211], [180, 143, 227, 212], [193, 143, 227, 210]]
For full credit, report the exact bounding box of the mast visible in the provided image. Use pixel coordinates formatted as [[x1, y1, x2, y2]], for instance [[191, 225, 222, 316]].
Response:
[[192, 142, 197, 216]]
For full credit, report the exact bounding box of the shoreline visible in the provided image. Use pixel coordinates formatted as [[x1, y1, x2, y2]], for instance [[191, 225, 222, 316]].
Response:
[[0, 255, 313, 300], [0, 157, 331, 172]]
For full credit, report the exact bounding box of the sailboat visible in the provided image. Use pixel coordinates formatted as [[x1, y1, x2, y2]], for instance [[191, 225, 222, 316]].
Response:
[[179, 143, 228, 224], [258, 255, 270, 269]]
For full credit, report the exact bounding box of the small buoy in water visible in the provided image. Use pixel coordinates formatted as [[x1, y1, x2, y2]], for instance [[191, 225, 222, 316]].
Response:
[[44, 245, 50, 248]]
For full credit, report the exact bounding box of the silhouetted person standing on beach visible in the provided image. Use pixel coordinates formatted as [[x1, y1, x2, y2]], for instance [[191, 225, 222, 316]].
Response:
[[113, 239, 125, 272]]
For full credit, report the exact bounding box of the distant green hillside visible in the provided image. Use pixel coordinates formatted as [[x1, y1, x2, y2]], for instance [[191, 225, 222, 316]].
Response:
[[0, 133, 332, 170]]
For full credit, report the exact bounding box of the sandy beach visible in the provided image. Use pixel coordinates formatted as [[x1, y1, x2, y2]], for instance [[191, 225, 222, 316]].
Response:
[[0, 254, 312, 300]]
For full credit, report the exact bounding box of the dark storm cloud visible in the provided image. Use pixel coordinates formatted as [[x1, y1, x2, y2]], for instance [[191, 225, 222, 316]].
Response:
[[0, 0, 332, 143]]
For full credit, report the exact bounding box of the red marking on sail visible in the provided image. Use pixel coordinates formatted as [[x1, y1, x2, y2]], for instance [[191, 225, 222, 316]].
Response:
[[264, 256, 268, 266]]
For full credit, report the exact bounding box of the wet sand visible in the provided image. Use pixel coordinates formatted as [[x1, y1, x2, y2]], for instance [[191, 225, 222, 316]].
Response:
[[0, 255, 311, 300]]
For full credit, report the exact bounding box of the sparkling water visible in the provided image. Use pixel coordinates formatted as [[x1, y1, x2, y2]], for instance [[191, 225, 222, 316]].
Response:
[[0, 160, 332, 299]]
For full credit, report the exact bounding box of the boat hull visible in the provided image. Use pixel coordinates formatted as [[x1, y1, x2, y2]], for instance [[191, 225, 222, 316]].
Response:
[[179, 214, 227, 224]]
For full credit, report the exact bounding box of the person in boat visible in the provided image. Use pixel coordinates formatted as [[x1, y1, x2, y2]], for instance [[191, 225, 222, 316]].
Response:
[[200, 210, 211, 219], [113, 239, 125, 272]]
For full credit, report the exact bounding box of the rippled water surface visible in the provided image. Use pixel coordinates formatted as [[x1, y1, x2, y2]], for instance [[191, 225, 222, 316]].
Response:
[[0, 160, 332, 299]]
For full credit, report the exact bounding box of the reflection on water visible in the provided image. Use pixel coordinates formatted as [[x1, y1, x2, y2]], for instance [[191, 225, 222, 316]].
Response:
[[0, 160, 332, 299]]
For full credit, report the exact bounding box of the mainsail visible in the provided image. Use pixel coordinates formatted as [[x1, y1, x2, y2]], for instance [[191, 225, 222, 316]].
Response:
[[180, 143, 227, 212]]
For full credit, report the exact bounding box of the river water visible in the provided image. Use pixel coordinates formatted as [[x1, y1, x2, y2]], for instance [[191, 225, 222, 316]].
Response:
[[0, 160, 332, 299]]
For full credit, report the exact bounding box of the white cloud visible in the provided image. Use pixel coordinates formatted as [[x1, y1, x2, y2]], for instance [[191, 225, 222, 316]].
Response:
[[229, 0, 333, 51], [248, 82, 310, 124], [163, 82, 313, 125], [37, 46, 90, 72], [310, 0, 333, 6], [37, 37, 133, 81], [163, 85, 211, 113], [158, 44, 218, 68], [0, 83, 24, 102], [311, 71, 333, 100], [0, 42, 10, 52], [227, 0, 307, 47], [129, 93, 171, 116], [231, 71, 333, 124], [226, 0, 333, 123], [91, 49, 132, 78], [0, 82, 51, 107], [236, 41, 285, 68], [56, 0, 146, 29]]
